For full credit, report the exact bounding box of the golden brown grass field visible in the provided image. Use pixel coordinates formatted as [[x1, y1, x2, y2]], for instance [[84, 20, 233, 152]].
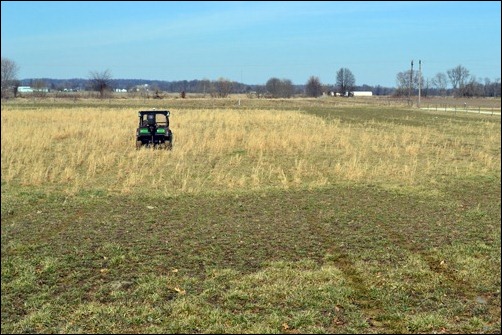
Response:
[[1, 96, 500, 196]]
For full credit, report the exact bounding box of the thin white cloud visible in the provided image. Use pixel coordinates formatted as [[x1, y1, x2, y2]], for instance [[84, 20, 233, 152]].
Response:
[[7, 1, 408, 51]]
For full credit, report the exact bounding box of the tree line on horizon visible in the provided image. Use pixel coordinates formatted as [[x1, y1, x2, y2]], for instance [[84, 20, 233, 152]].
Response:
[[1, 57, 500, 99]]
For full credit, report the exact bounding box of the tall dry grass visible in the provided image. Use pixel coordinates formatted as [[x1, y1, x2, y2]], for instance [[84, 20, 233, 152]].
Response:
[[1, 106, 500, 196]]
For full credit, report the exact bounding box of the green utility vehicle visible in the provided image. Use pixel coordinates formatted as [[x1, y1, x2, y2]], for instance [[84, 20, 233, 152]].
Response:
[[136, 110, 174, 150]]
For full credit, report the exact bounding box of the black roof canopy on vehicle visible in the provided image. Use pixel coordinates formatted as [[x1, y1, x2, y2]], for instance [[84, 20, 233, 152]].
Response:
[[138, 110, 170, 116]]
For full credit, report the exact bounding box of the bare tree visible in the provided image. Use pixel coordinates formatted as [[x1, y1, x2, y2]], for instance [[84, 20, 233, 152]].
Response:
[[335, 68, 355, 94], [460, 76, 484, 97], [484, 77, 501, 97], [265, 77, 294, 98], [279, 79, 294, 98], [214, 77, 232, 98], [266, 77, 282, 98], [395, 69, 423, 97], [431, 72, 448, 97], [1, 57, 19, 98], [447, 65, 469, 93], [89, 69, 112, 98], [305, 76, 323, 97], [395, 71, 409, 96]]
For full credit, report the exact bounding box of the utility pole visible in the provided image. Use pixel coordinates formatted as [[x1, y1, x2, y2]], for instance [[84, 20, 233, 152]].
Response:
[[409, 60, 413, 104], [418, 60, 422, 108]]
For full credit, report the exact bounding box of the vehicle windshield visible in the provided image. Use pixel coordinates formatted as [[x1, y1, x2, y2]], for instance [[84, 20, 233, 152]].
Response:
[[141, 113, 168, 126]]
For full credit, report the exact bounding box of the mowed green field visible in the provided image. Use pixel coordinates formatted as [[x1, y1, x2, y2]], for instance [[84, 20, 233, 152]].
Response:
[[1, 97, 500, 333]]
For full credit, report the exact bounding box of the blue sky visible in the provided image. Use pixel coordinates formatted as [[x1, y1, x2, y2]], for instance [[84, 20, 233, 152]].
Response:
[[1, 1, 500, 87]]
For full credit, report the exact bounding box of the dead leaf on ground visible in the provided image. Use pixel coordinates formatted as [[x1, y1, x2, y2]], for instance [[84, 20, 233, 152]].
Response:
[[174, 287, 186, 295]]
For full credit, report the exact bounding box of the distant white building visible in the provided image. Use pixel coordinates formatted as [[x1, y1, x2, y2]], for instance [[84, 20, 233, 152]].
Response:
[[352, 91, 373, 97], [17, 86, 49, 93], [17, 86, 33, 93]]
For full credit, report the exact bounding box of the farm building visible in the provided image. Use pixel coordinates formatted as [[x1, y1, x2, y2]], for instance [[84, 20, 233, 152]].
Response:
[[17, 86, 49, 93], [344, 91, 373, 97], [17, 86, 33, 93], [352, 91, 373, 97]]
